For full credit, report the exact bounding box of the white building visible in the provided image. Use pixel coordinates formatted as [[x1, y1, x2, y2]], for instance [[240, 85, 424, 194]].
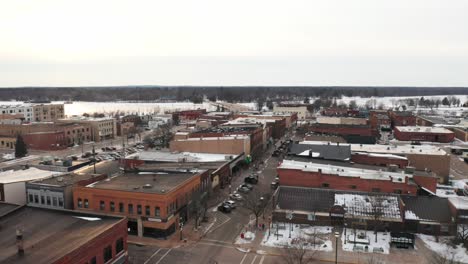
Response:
[[273, 104, 310, 120], [0, 104, 34, 121], [0, 168, 62, 205]]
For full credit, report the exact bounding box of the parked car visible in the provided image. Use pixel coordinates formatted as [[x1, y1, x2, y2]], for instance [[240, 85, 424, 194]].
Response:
[[218, 204, 232, 213], [240, 183, 253, 190], [245, 176, 258, 184], [271, 181, 279, 189], [238, 186, 250, 194], [224, 200, 236, 208], [230, 193, 243, 201], [222, 201, 236, 209]]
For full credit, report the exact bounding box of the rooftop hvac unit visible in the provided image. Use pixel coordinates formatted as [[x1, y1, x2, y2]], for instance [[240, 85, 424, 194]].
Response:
[[388, 164, 398, 172], [404, 166, 415, 174]]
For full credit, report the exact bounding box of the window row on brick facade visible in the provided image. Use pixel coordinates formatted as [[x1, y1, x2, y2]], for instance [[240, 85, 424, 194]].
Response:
[[85, 237, 125, 264], [77, 198, 162, 217], [29, 193, 63, 207], [319, 183, 403, 194]]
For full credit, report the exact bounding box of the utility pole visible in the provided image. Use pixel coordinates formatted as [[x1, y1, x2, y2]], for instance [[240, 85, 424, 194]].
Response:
[[92, 145, 96, 174]]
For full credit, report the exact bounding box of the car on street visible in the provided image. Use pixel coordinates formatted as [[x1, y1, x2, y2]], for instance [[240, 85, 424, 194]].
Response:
[[244, 176, 258, 184], [238, 186, 250, 194], [224, 200, 236, 207], [240, 183, 253, 190], [230, 193, 243, 200], [271, 181, 279, 189], [218, 204, 232, 213], [222, 201, 236, 209]]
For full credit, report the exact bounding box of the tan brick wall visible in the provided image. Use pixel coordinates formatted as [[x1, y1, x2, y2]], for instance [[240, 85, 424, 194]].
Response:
[[407, 154, 450, 183], [170, 137, 250, 155]]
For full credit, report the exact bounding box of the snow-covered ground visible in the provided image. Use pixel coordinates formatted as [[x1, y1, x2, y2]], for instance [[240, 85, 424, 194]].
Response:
[[261, 223, 333, 252], [341, 228, 391, 254], [418, 234, 468, 263]]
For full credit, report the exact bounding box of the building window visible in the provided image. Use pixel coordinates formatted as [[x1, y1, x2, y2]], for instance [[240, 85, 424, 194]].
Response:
[[34, 194, 39, 203], [137, 205, 142, 215], [46, 196, 51, 205], [155, 207, 160, 217], [372, 188, 381, 193], [90, 257, 97, 264], [100, 201, 105, 210], [145, 206, 150, 216], [322, 183, 330, 188], [349, 185, 357, 189], [28, 194, 33, 203], [41, 195, 45, 204], [394, 189, 402, 194], [103, 245, 113, 262], [58, 197, 64, 207], [119, 203, 124, 213], [115, 237, 124, 254], [110, 201, 115, 212], [78, 198, 83, 208], [128, 204, 133, 214], [84, 199, 89, 208], [53, 197, 57, 206]]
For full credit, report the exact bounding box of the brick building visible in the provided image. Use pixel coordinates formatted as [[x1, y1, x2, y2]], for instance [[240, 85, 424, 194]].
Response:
[[277, 159, 437, 195], [73, 170, 208, 239], [321, 108, 360, 117], [170, 135, 251, 156], [369, 110, 391, 130], [389, 111, 416, 127], [0, 203, 127, 264], [172, 109, 207, 123], [22, 131, 68, 150], [351, 152, 409, 168], [32, 104, 65, 122], [309, 123, 376, 137], [58, 117, 116, 142], [394, 126, 455, 143]]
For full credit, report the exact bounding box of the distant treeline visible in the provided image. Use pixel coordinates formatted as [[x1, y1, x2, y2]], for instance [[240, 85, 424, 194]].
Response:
[[0, 86, 467, 103]]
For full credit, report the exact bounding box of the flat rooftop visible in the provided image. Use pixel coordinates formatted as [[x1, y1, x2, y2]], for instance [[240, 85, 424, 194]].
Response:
[[299, 141, 447, 155], [29, 173, 101, 187], [224, 117, 276, 125], [0, 206, 124, 264], [279, 159, 413, 183], [0, 168, 63, 184], [395, 126, 454, 134], [126, 151, 235, 163], [195, 126, 259, 133], [179, 135, 249, 141], [0, 202, 20, 216], [87, 171, 201, 194]]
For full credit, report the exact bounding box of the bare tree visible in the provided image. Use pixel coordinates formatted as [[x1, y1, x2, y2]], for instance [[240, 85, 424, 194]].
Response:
[[365, 255, 384, 264], [280, 236, 319, 264], [190, 190, 208, 229], [457, 223, 468, 248], [242, 192, 270, 228], [369, 196, 385, 243]]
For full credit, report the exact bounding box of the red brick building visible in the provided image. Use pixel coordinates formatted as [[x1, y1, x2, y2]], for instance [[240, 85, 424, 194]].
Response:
[[394, 126, 455, 143], [369, 110, 391, 130], [277, 159, 437, 195], [389, 111, 416, 127], [173, 109, 207, 123], [22, 131, 68, 150], [351, 152, 409, 168], [0, 203, 128, 264], [321, 108, 359, 117], [73, 170, 208, 239], [309, 123, 376, 137]]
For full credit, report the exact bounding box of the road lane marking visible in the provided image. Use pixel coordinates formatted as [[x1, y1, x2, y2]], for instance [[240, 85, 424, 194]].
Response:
[[197, 241, 237, 249], [239, 253, 248, 264], [143, 248, 161, 264], [258, 256, 265, 264], [155, 248, 172, 264], [250, 255, 257, 264]]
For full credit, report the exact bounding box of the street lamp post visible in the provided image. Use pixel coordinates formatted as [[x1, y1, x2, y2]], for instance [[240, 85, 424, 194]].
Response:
[[92, 145, 96, 174], [344, 223, 347, 244], [334, 231, 340, 264]]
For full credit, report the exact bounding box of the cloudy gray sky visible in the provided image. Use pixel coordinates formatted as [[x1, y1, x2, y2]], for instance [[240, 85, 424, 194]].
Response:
[[1, 0, 468, 87]]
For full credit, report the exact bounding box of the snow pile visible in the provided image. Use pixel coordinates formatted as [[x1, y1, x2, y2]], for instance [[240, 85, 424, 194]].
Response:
[[341, 229, 390, 254], [404, 210, 420, 220], [261, 223, 333, 252], [74, 216, 101, 221], [334, 194, 401, 219], [235, 231, 256, 244], [418, 234, 468, 263], [436, 189, 458, 198], [297, 150, 320, 157]]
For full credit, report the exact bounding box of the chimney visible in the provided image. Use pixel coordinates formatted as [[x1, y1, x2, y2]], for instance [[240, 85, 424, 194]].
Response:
[[16, 228, 24, 256]]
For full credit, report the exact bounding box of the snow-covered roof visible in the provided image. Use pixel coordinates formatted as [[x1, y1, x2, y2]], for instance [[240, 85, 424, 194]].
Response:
[[0, 168, 62, 184], [180, 135, 249, 141], [353, 152, 408, 160], [224, 117, 276, 125], [396, 126, 454, 134], [126, 151, 236, 162], [334, 193, 401, 220], [449, 196, 468, 210], [405, 210, 421, 220], [299, 141, 446, 155], [279, 159, 410, 182]]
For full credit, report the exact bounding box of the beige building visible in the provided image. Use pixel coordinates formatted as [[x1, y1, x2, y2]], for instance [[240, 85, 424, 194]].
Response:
[[170, 135, 251, 155], [58, 117, 116, 142], [0, 136, 16, 149], [33, 104, 65, 122], [273, 105, 309, 120], [316, 117, 368, 125]]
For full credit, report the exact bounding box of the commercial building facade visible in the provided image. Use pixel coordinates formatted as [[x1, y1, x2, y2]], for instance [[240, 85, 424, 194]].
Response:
[[394, 126, 455, 143]]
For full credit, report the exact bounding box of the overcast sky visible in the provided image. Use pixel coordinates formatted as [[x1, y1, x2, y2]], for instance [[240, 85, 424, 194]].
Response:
[[1, 0, 468, 87]]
